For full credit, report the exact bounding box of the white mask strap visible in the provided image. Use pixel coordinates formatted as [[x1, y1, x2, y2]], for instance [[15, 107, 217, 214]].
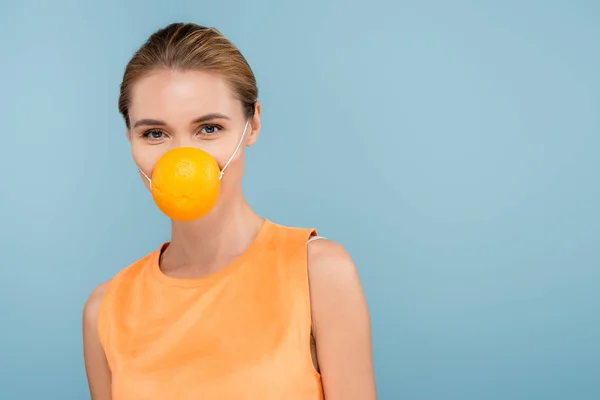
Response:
[[219, 120, 250, 180], [139, 168, 152, 184]]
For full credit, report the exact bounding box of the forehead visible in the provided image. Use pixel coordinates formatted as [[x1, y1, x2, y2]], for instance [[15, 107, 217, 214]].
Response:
[[129, 69, 238, 122]]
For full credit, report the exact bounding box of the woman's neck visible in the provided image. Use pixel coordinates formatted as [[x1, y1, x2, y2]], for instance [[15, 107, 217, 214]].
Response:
[[160, 199, 265, 277]]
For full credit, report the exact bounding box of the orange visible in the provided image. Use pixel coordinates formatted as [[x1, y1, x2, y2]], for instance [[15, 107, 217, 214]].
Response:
[[150, 147, 221, 221]]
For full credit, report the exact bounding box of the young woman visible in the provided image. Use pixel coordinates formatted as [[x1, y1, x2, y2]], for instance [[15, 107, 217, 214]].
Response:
[[83, 22, 376, 400]]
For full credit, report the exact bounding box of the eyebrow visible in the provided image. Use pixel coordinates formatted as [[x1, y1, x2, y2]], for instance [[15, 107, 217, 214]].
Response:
[[132, 113, 231, 128]]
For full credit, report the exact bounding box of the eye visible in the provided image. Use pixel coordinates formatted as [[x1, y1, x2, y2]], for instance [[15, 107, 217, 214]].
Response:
[[200, 124, 222, 136], [141, 129, 165, 140]]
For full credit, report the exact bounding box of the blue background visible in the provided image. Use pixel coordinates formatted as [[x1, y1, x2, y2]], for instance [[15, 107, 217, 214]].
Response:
[[1, 0, 598, 399]]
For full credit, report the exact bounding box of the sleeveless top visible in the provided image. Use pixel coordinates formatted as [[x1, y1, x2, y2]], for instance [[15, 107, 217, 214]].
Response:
[[98, 220, 324, 400]]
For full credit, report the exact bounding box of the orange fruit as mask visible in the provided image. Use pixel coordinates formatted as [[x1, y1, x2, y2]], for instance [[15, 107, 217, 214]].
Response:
[[150, 147, 221, 221]]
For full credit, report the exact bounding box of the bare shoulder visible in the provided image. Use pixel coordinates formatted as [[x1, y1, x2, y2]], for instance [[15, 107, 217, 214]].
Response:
[[83, 280, 113, 399], [307, 239, 364, 305], [306, 238, 369, 334], [307, 239, 377, 399], [307, 237, 352, 261], [83, 280, 112, 325]]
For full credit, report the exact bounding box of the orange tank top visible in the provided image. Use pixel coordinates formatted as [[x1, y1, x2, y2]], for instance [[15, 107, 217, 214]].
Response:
[[98, 220, 323, 400]]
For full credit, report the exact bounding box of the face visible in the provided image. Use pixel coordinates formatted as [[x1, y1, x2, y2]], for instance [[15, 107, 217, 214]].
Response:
[[127, 69, 261, 202]]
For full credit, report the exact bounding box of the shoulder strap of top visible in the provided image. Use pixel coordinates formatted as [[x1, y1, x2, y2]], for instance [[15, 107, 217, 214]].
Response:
[[307, 235, 327, 243]]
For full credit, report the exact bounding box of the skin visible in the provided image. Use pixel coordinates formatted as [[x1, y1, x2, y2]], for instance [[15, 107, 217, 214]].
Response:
[[83, 69, 377, 399]]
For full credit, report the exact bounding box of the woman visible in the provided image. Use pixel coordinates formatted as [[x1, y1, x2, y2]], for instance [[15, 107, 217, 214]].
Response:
[[83, 22, 376, 400]]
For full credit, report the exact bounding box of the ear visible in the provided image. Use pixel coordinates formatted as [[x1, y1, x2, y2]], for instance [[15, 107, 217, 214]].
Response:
[[126, 129, 132, 142], [246, 101, 262, 147]]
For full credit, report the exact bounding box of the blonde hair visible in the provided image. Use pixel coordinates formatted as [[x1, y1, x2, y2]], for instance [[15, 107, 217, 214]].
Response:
[[118, 23, 258, 128]]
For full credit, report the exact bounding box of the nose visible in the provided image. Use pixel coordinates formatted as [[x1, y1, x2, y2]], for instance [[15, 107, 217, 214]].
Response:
[[170, 135, 198, 150]]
